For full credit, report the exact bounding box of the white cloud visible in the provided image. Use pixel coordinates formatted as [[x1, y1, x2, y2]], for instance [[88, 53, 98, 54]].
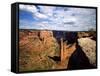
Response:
[[19, 4, 48, 19], [19, 4, 96, 31], [38, 6, 55, 16], [34, 12, 48, 19], [19, 5, 37, 13]]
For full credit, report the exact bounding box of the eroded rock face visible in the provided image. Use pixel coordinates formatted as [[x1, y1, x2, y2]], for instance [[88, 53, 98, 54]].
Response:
[[19, 30, 60, 71], [39, 30, 60, 56], [40, 30, 53, 39], [78, 32, 96, 40], [78, 38, 96, 66]]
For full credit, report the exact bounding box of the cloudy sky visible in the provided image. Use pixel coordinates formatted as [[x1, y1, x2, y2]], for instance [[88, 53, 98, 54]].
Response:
[[19, 4, 96, 31]]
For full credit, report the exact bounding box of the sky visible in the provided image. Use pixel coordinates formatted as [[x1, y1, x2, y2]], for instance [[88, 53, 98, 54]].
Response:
[[19, 4, 96, 31]]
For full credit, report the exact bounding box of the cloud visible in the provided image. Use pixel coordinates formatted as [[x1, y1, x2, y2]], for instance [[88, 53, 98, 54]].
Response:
[[37, 6, 55, 17], [34, 12, 48, 19], [19, 5, 37, 13], [19, 4, 48, 19], [19, 4, 96, 31], [64, 22, 75, 25]]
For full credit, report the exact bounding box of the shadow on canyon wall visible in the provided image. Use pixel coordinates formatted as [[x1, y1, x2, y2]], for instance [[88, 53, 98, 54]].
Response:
[[67, 43, 96, 70]]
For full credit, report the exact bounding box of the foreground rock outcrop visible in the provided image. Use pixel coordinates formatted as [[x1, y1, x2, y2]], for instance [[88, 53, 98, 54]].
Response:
[[78, 38, 96, 66]]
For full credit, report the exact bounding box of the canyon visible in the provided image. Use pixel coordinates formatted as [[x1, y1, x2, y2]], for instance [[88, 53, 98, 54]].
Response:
[[19, 30, 96, 71]]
